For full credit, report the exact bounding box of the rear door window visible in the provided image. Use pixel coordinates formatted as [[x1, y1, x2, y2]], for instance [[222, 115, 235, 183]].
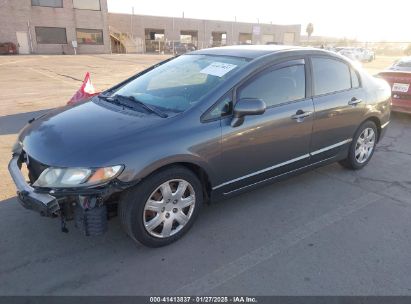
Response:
[[312, 57, 351, 95]]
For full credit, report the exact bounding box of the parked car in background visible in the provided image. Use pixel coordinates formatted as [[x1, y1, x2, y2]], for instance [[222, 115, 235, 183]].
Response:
[[335, 47, 375, 62], [173, 42, 188, 55], [378, 57, 411, 113], [336, 47, 358, 61], [185, 43, 197, 52], [0, 42, 17, 55], [165, 42, 197, 55], [9, 46, 391, 247], [360, 48, 375, 62]]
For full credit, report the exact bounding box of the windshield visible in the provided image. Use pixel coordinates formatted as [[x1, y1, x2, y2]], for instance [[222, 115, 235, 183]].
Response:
[[113, 54, 249, 113]]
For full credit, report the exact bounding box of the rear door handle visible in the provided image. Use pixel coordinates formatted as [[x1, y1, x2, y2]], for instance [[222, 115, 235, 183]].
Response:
[[291, 110, 313, 121], [348, 97, 362, 106]]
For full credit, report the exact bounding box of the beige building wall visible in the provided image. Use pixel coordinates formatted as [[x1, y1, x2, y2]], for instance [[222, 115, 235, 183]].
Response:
[[0, 2, 300, 55], [108, 13, 301, 51], [0, 0, 110, 54]]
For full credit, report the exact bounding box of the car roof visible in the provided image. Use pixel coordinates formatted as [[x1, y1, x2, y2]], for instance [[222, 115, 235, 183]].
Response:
[[191, 45, 307, 59]]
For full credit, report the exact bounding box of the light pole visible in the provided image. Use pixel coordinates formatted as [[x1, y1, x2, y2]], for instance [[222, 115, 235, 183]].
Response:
[[232, 16, 237, 45], [131, 6, 134, 39], [172, 17, 175, 55]]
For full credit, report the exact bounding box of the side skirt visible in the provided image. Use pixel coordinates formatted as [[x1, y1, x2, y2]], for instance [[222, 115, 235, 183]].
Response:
[[210, 149, 348, 202]]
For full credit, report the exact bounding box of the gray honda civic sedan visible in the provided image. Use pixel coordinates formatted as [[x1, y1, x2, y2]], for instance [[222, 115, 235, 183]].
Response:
[[9, 45, 391, 247]]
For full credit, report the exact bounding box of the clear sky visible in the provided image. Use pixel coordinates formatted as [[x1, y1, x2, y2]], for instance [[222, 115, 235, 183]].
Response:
[[107, 0, 410, 42]]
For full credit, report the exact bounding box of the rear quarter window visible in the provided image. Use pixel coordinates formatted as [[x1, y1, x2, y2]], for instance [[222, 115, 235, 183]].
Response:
[[351, 68, 360, 88]]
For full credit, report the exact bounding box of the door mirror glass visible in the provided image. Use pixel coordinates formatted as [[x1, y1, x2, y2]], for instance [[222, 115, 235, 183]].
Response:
[[231, 98, 266, 127]]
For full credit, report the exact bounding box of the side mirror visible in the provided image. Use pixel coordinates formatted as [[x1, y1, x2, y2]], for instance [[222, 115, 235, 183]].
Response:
[[231, 98, 266, 127]]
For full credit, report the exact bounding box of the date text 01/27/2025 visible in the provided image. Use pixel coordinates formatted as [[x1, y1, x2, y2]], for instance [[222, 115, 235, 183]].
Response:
[[149, 296, 258, 303]]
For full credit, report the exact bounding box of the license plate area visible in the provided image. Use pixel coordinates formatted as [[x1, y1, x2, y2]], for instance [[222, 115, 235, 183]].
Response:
[[392, 83, 410, 93]]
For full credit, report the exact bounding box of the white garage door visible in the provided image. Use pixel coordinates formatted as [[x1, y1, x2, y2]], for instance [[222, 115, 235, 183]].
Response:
[[16, 32, 30, 54], [262, 34, 275, 44]]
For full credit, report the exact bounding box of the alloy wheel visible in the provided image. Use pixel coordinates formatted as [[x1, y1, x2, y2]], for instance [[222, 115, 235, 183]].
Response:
[[355, 127, 376, 164], [143, 179, 195, 238]]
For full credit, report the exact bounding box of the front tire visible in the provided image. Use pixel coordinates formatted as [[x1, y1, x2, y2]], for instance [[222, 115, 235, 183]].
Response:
[[339, 121, 378, 170], [119, 166, 203, 247]]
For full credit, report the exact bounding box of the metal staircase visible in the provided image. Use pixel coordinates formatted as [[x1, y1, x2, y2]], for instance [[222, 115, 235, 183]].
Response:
[[109, 26, 144, 54]]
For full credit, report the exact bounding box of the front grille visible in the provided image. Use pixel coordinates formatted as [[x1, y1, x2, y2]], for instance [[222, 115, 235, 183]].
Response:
[[24, 152, 49, 183]]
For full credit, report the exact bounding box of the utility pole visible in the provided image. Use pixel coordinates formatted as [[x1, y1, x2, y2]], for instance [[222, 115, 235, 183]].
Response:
[[203, 20, 206, 49], [232, 16, 237, 45], [231, 21, 234, 46], [131, 6, 134, 39], [172, 17, 175, 55], [27, 21, 34, 53]]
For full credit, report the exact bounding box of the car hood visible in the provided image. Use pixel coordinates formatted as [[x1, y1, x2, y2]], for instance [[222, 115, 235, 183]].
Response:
[[19, 99, 169, 168]]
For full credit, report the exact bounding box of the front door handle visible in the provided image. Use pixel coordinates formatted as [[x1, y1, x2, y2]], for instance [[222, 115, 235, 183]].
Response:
[[291, 110, 313, 122], [348, 97, 363, 106]]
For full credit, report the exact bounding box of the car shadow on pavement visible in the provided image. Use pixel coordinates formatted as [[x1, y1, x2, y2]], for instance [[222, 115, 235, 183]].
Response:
[[0, 181, 288, 253], [0, 195, 138, 250], [0, 168, 337, 254], [0, 109, 54, 135], [392, 111, 411, 122]]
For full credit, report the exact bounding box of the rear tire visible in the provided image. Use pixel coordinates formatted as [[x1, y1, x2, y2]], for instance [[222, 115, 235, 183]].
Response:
[[118, 166, 203, 247], [339, 121, 378, 170]]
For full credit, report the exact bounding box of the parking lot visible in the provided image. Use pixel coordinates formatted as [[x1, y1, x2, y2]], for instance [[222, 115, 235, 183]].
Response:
[[1, 54, 411, 295]]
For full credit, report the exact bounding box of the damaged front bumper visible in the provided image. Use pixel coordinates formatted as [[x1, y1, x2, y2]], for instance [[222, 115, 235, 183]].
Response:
[[8, 154, 60, 216], [8, 151, 138, 235], [8, 152, 137, 218]]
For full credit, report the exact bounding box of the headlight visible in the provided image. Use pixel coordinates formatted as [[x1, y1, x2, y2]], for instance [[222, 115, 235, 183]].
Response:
[[33, 165, 123, 188]]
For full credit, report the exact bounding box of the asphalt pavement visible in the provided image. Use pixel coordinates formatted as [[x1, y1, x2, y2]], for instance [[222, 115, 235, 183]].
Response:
[[1, 113, 411, 295]]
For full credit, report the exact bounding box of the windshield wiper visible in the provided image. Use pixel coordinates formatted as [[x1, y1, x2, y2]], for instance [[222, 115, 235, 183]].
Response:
[[100, 94, 168, 118], [122, 95, 168, 118], [99, 94, 135, 110]]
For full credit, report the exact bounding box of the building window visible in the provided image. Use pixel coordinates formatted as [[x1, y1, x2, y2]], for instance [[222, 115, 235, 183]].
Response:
[[31, 0, 63, 8], [72, 0, 101, 10], [76, 29, 104, 45], [35, 27, 67, 44]]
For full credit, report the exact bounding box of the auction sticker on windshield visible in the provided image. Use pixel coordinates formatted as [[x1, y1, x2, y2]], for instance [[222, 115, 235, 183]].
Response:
[[200, 62, 237, 77], [392, 83, 410, 93]]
